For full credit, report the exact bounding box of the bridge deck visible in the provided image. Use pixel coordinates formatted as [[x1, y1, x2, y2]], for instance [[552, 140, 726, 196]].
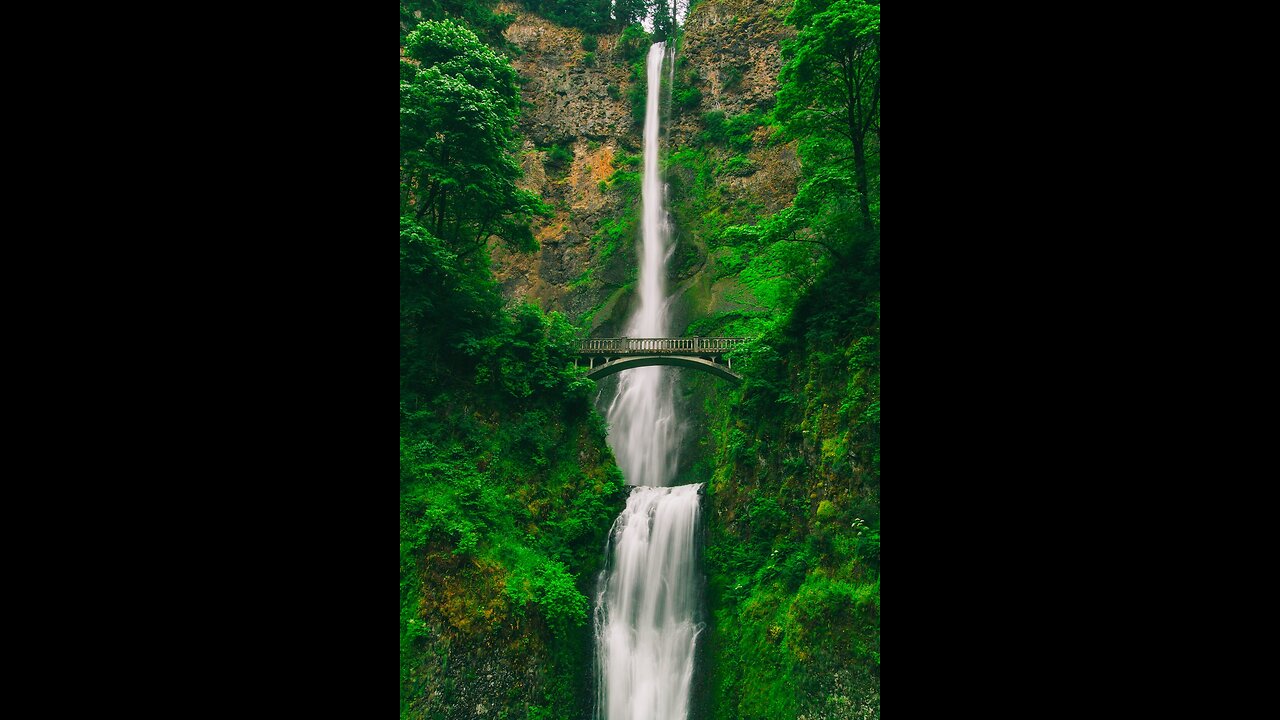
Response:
[[578, 337, 749, 355]]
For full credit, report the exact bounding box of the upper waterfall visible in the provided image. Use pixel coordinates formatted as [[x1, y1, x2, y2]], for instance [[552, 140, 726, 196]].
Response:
[[604, 41, 680, 488]]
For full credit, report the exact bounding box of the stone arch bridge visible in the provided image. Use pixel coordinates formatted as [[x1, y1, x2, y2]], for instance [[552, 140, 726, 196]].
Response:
[[576, 337, 749, 383]]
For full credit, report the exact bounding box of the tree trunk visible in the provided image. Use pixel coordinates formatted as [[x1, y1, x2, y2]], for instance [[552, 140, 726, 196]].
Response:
[[436, 189, 447, 237], [852, 136, 874, 233]]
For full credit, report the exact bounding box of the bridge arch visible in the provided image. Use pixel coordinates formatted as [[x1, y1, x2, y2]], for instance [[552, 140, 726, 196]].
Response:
[[577, 337, 748, 384], [586, 355, 743, 383]]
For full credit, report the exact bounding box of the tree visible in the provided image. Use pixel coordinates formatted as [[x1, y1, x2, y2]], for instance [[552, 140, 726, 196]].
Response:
[[651, 0, 676, 41], [613, 0, 647, 28], [400, 20, 548, 254], [777, 0, 880, 231]]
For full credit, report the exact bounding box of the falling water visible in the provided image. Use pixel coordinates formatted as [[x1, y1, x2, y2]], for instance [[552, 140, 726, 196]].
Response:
[[594, 42, 704, 720], [594, 485, 703, 720], [604, 41, 679, 489]]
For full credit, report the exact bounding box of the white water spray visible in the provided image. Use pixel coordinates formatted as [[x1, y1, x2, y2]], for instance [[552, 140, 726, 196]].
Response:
[[595, 42, 703, 720], [604, 42, 679, 489], [594, 484, 703, 720]]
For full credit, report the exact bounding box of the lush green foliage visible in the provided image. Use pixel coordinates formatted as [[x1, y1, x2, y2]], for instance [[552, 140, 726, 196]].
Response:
[[400, 13, 626, 720], [673, 84, 703, 113], [778, 0, 881, 230], [717, 155, 757, 177], [696, 265, 881, 719], [591, 202, 639, 265], [400, 20, 550, 252], [400, 210, 628, 718], [628, 59, 649, 125], [543, 141, 574, 172], [616, 22, 651, 61], [700, 110, 767, 151], [669, 3, 882, 717]]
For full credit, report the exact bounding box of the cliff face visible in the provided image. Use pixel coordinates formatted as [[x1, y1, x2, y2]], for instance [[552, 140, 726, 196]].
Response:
[[673, 0, 793, 135], [491, 0, 799, 340], [490, 4, 643, 332], [665, 0, 798, 336], [501, 8, 634, 144]]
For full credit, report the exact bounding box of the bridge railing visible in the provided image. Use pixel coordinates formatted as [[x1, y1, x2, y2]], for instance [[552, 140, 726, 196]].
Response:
[[577, 337, 750, 355]]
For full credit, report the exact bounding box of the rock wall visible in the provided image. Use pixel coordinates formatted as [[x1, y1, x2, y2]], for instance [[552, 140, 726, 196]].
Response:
[[673, 0, 794, 138], [664, 0, 798, 336], [490, 4, 643, 331], [492, 0, 800, 340]]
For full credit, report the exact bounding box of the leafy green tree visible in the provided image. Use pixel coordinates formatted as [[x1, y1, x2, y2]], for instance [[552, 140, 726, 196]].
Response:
[[613, 0, 647, 28], [778, 0, 880, 231], [400, 218, 500, 399], [400, 20, 548, 253], [617, 22, 651, 61]]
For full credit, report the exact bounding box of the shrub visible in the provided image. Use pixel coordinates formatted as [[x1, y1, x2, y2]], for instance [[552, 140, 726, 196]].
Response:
[[629, 79, 647, 125], [545, 143, 573, 170], [673, 86, 702, 112], [611, 150, 640, 168], [699, 109, 765, 151], [718, 155, 758, 177], [724, 65, 745, 90], [617, 23, 649, 61]]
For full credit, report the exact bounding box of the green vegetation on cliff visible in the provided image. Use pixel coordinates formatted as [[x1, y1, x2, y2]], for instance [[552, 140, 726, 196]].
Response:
[[682, 1, 881, 717], [400, 14, 626, 720]]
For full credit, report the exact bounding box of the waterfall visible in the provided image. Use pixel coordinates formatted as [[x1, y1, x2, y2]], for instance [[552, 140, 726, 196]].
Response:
[[604, 41, 679, 489], [594, 485, 703, 720], [594, 42, 704, 720]]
